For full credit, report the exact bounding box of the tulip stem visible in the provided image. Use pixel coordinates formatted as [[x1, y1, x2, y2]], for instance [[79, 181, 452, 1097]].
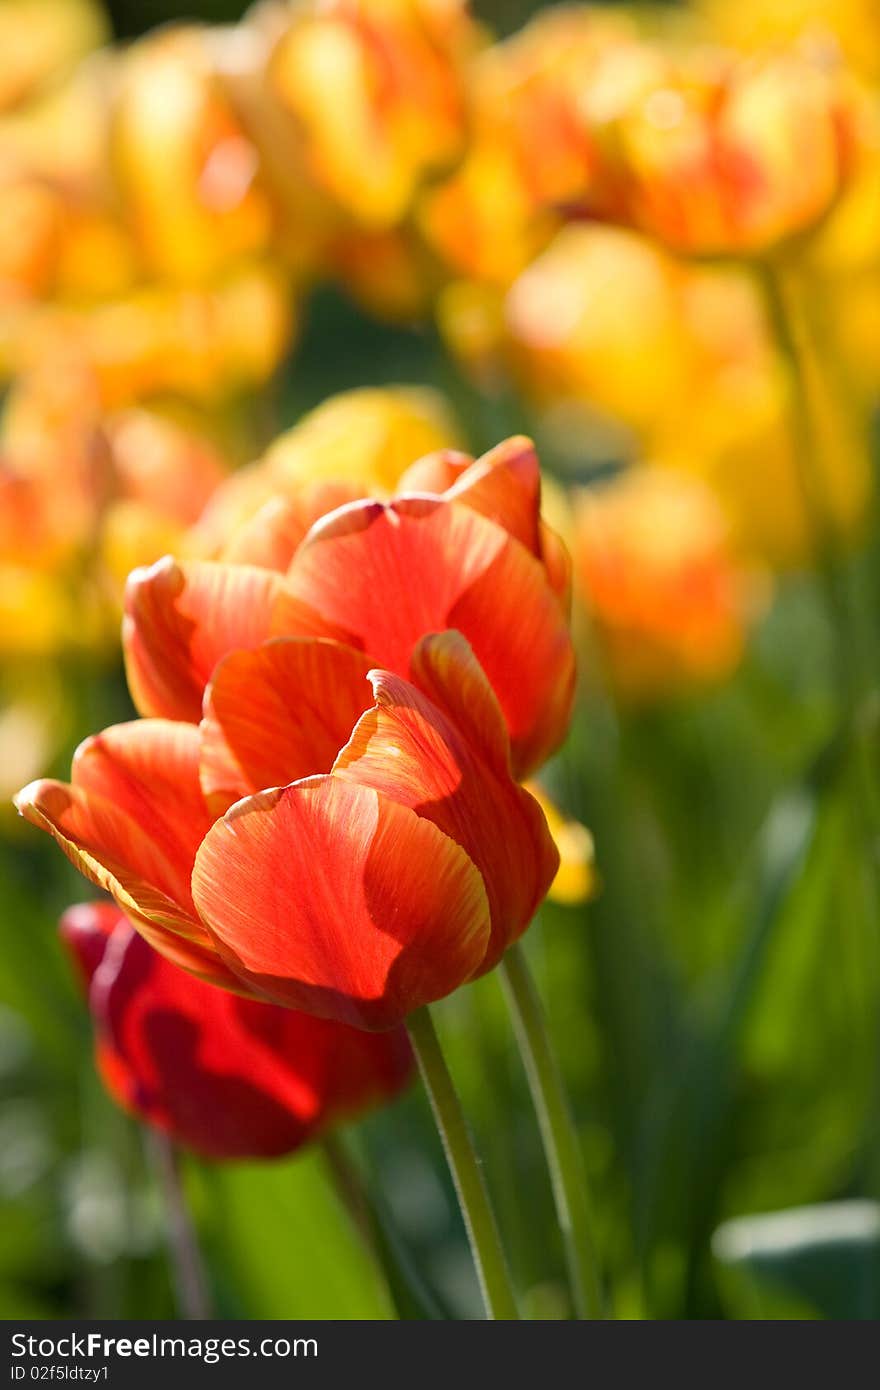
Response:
[[500, 942, 603, 1319], [406, 1006, 520, 1319], [757, 260, 861, 706], [147, 1130, 212, 1320], [321, 1134, 447, 1319], [758, 260, 880, 889]]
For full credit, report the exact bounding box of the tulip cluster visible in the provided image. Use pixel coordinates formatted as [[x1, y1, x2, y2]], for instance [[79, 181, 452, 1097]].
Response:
[[4, 0, 880, 1323], [0, 0, 875, 738]]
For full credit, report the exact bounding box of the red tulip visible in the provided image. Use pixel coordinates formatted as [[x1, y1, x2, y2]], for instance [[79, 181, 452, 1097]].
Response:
[[123, 436, 574, 778], [60, 901, 413, 1158]]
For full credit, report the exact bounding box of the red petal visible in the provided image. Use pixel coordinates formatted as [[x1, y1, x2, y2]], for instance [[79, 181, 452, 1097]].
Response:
[[192, 776, 490, 1029], [200, 638, 374, 813], [334, 636, 559, 967], [278, 497, 575, 775], [90, 920, 412, 1159], [123, 557, 282, 721], [59, 901, 123, 989]]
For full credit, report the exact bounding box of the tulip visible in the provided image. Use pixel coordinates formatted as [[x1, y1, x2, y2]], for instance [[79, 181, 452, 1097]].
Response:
[[581, 41, 857, 259], [15, 434, 571, 1029], [110, 26, 273, 284], [262, 0, 480, 230], [696, 0, 880, 85], [503, 224, 695, 438], [188, 385, 462, 560], [8, 261, 294, 407], [524, 784, 596, 907], [0, 0, 107, 114], [571, 468, 763, 701], [18, 621, 559, 1030], [60, 900, 413, 1159], [421, 6, 635, 286], [126, 434, 573, 774]]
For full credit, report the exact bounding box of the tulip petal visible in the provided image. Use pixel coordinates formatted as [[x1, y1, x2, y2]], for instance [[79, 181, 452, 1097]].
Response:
[[441, 436, 542, 558], [278, 496, 575, 775], [72, 720, 212, 909], [87, 918, 413, 1159], [408, 629, 511, 775], [398, 437, 541, 557], [540, 520, 572, 607], [192, 776, 491, 1029], [59, 901, 121, 988], [334, 636, 559, 965], [14, 778, 233, 986], [200, 637, 374, 813], [396, 448, 474, 493], [399, 439, 569, 606], [220, 482, 364, 570], [123, 556, 282, 721]]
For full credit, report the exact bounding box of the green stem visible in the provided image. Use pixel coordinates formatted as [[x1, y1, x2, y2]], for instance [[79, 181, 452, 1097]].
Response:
[[757, 261, 852, 656], [758, 260, 880, 892], [321, 1133, 446, 1320], [406, 1006, 519, 1320], [500, 942, 603, 1319], [147, 1131, 212, 1320]]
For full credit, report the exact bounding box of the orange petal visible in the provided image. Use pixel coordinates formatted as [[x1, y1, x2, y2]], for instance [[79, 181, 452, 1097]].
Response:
[[72, 720, 212, 911], [399, 437, 542, 558], [123, 557, 282, 722], [400, 439, 570, 608], [442, 436, 542, 558], [396, 448, 475, 493], [409, 629, 512, 775], [278, 497, 575, 776], [192, 776, 490, 1029], [200, 638, 374, 813], [540, 520, 572, 609], [13, 778, 233, 986], [220, 482, 364, 570], [334, 638, 559, 967]]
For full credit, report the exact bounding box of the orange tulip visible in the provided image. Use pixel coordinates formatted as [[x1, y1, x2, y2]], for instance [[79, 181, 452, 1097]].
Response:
[[571, 468, 763, 700], [581, 41, 858, 258], [0, 0, 107, 115], [263, 0, 481, 230], [16, 436, 570, 1029], [18, 634, 558, 1029], [110, 26, 274, 284], [125, 436, 572, 775], [421, 5, 634, 285]]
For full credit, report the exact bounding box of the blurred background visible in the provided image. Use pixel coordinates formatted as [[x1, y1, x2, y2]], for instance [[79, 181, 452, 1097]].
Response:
[[2, 0, 880, 1320]]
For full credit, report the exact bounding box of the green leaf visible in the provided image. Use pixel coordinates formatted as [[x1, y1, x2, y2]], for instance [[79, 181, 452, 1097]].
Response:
[[195, 1148, 395, 1320], [713, 1201, 880, 1319]]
